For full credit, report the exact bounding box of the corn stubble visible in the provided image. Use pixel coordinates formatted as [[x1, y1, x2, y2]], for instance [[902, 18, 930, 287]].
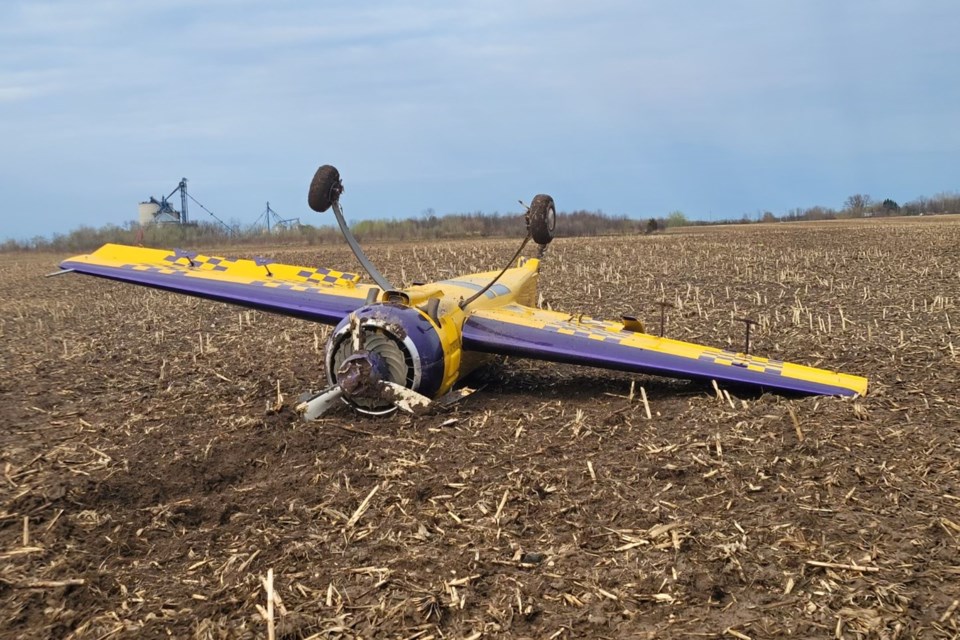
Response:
[[1, 216, 958, 638]]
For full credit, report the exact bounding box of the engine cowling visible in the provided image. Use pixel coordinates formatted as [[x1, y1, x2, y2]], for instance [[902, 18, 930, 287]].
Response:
[[325, 303, 449, 414]]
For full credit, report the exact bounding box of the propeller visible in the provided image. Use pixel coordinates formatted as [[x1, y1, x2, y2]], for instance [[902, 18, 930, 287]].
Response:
[[296, 385, 344, 421], [296, 313, 433, 420], [380, 381, 433, 414]]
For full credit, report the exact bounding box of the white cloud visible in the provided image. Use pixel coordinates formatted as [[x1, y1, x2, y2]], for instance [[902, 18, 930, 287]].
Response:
[[0, 84, 47, 102]]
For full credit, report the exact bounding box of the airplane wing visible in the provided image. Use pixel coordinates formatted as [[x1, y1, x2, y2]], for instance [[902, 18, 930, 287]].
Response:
[[58, 244, 374, 325], [462, 303, 867, 397]]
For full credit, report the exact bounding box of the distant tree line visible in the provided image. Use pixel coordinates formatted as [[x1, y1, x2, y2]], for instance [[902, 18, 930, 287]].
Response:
[[3, 191, 957, 253], [0, 221, 337, 254], [351, 210, 652, 242], [653, 192, 959, 227], [1, 210, 649, 253], [771, 191, 960, 223]]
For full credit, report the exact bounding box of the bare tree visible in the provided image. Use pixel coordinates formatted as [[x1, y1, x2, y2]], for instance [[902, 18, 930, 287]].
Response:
[[844, 194, 872, 216]]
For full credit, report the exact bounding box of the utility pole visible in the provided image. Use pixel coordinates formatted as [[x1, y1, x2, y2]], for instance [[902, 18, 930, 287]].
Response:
[[179, 178, 189, 224]]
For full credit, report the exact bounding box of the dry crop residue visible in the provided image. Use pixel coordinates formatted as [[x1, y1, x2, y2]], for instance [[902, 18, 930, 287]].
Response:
[[1, 217, 959, 638]]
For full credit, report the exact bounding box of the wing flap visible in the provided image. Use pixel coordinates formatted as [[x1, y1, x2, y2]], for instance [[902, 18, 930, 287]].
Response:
[[59, 244, 372, 324], [462, 304, 867, 397]]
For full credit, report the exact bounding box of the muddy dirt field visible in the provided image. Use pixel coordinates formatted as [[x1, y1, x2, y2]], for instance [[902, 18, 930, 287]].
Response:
[[2, 218, 959, 639]]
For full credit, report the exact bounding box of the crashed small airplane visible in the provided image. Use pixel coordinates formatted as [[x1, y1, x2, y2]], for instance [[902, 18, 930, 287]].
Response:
[[56, 165, 867, 417]]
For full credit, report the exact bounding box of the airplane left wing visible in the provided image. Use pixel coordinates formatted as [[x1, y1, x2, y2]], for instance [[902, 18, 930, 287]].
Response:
[[462, 303, 867, 397], [59, 244, 374, 325]]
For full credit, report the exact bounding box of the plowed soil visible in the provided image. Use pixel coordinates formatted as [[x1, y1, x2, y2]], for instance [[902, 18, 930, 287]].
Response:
[[2, 217, 959, 639]]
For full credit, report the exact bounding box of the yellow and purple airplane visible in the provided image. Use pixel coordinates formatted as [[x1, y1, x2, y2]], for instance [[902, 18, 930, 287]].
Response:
[[57, 165, 867, 417]]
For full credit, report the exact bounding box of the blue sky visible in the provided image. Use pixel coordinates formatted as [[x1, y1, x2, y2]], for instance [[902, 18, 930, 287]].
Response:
[[1, 0, 957, 241]]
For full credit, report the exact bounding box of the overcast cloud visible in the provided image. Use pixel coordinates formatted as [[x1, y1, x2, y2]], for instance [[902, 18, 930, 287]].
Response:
[[1, 0, 957, 240]]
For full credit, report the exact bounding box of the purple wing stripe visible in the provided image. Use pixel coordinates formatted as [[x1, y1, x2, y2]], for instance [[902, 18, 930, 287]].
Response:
[[60, 260, 361, 325], [462, 316, 856, 397]]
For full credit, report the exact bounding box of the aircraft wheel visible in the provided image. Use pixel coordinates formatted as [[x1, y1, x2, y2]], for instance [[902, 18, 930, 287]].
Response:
[[308, 165, 342, 213], [527, 194, 556, 245]]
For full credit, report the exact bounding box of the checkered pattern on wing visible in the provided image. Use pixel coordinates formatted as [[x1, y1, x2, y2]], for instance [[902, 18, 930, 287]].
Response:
[[250, 281, 313, 292], [543, 322, 626, 343], [161, 252, 235, 271], [125, 263, 188, 276], [697, 349, 784, 374], [295, 268, 361, 287]]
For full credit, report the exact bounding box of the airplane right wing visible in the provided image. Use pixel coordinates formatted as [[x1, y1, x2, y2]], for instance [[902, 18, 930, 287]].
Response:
[[461, 303, 867, 397]]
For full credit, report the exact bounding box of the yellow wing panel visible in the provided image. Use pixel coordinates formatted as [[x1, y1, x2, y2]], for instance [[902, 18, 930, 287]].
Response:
[[462, 303, 867, 397], [60, 244, 372, 324]]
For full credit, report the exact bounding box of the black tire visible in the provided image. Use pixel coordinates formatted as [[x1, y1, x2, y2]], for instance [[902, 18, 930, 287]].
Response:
[[527, 194, 556, 245], [308, 165, 342, 212]]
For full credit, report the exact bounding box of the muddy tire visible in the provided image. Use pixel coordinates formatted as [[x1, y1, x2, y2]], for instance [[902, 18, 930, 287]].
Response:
[[308, 165, 342, 213], [528, 194, 556, 245]]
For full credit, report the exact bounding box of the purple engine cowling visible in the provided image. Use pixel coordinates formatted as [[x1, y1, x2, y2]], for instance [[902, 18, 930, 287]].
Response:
[[325, 303, 447, 411]]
